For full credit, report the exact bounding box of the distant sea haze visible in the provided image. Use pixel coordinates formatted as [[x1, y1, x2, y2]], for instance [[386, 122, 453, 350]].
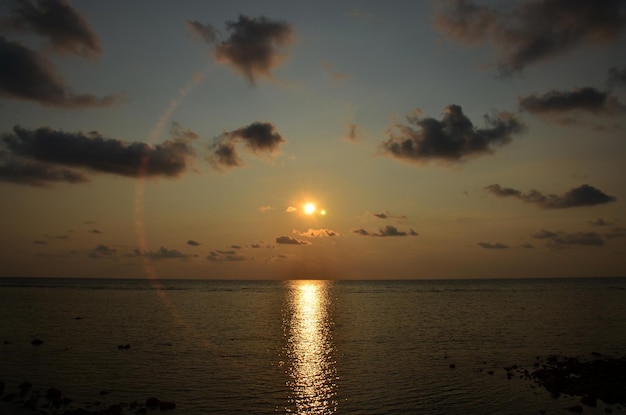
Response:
[[1, 277, 625, 414]]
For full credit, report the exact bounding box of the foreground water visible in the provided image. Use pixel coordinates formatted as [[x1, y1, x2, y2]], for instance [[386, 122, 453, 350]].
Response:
[[1, 277, 625, 414]]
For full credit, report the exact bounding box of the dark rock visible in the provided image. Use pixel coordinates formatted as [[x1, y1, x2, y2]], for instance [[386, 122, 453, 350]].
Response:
[[605, 408, 613, 413], [567, 405, 583, 413], [99, 390, 110, 395], [136, 408, 147, 414], [145, 397, 160, 408], [117, 344, 131, 350], [581, 395, 597, 407], [0, 380, 4, 395], [31, 338, 44, 346], [103, 403, 123, 415], [46, 387, 62, 401], [75, 317, 83, 320], [449, 364, 455, 369], [487, 370, 494, 375], [1, 392, 17, 402], [159, 401, 176, 411]]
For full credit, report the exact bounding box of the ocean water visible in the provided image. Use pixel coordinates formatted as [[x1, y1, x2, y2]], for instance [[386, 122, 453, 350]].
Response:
[[1, 277, 625, 414]]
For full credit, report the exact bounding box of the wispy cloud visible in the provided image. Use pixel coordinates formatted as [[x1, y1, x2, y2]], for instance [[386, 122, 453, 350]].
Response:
[[381, 105, 524, 164], [294, 228, 339, 238], [353, 225, 418, 237], [532, 229, 605, 247], [434, 0, 626, 75], [518, 87, 625, 126], [187, 240, 201, 246], [186, 15, 294, 84], [485, 184, 616, 209], [134, 247, 193, 260], [477, 241, 509, 249], [275, 235, 310, 245], [206, 250, 246, 262]]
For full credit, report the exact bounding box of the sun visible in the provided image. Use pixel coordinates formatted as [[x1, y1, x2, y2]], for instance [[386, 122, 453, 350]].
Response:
[[303, 202, 316, 215]]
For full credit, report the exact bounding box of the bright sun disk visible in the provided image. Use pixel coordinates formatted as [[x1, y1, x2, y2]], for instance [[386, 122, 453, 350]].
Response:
[[303, 202, 316, 215]]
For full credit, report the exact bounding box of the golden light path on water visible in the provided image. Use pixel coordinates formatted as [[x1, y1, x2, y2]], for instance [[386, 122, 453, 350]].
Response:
[[285, 280, 338, 414]]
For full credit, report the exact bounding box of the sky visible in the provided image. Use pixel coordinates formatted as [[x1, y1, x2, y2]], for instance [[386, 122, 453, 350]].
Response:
[[0, 0, 625, 280]]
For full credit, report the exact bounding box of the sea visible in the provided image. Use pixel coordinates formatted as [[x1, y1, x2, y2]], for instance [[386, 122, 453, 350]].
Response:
[[1, 277, 625, 415]]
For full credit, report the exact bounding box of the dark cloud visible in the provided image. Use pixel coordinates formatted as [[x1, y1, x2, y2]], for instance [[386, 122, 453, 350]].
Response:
[[532, 229, 605, 247], [275, 236, 310, 245], [605, 227, 626, 239], [485, 184, 616, 209], [187, 240, 201, 246], [589, 218, 612, 227], [346, 124, 358, 142], [88, 244, 116, 258], [0, 150, 89, 186], [186, 20, 219, 45], [134, 247, 192, 261], [208, 121, 284, 170], [518, 87, 625, 125], [1, 126, 196, 180], [477, 241, 509, 249], [189, 15, 294, 84], [0, 37, 122, 108], [353, 225, 418, 237], [296, 228, 339, 238], [434, 0, 626, 75], [206, 251, 245, 262], [608, 66, 626, 87], [33, 240, 46, 244], [520, 243, 534, 249], [373, 211, 406, 220], [230, 245, 242, 249], [381, 105, 524, 164], [1, 0, 102, 58], [88, 229, 101, 234]]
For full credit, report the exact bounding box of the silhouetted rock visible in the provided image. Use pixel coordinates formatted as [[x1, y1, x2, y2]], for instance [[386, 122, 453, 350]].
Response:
[[1, 392, 17, 402], [46, 387, 62, 401], [145, 397, 160, 408], [581, 395, 597, 407], [159, 401, 176, 410], [31, 338, 43, 346], [0, 380, 4, 395], [117, 344, 131, 350], [449, 364, 455, 369], [568, 405, 583, 413]]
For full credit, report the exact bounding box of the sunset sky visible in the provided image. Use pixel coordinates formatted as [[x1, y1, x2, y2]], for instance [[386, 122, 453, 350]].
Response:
[[1, 0, 625, 279]]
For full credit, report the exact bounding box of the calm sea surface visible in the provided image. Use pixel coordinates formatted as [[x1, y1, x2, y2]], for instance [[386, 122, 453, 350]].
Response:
[[1, 277, 626, 414]]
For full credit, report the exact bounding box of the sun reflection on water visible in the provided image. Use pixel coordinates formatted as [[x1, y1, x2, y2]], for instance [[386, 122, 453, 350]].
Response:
[[284, 280, 337, 414]]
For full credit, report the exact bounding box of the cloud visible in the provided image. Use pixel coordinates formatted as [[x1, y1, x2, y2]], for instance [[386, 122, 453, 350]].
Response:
[[186, 20, 218, 45], [1, 0, 102, 59], [373, 211, 407, 220], [345, 124, 358, 142], [88, 229, 101, 234], [206, 251, 246, 262], [589, 218, 612, 227], [208, 121, 284, 170], [477, 241, 509, 249], [434, 0, 626, 75], [134, 247, 192, 261], [0, 36, 122, 108], [187, 240, 201, 246], [295, 228, 339, 238], [257, 205, 274, 213], [0, 150, 89, 186], [532, 229, 605, 247], [275, 235, 310, 245], [353, 225, 418, 237], [33, 240, 47, 245], [285, 206, 297, 213], [605, 227, 626, 239], [381, 105, 524, 164], [320, 60, 349, 82], [608, 66, 626, 87], [1, 125, 196, 180], [518, 87, 625, 125], [188, 15, 294, 84], [485, 184, 616, 209], [88, 244, 116, 258]]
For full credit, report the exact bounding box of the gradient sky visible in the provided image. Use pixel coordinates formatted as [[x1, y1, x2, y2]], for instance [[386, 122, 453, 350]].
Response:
[[1, 0, 625, 279]]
